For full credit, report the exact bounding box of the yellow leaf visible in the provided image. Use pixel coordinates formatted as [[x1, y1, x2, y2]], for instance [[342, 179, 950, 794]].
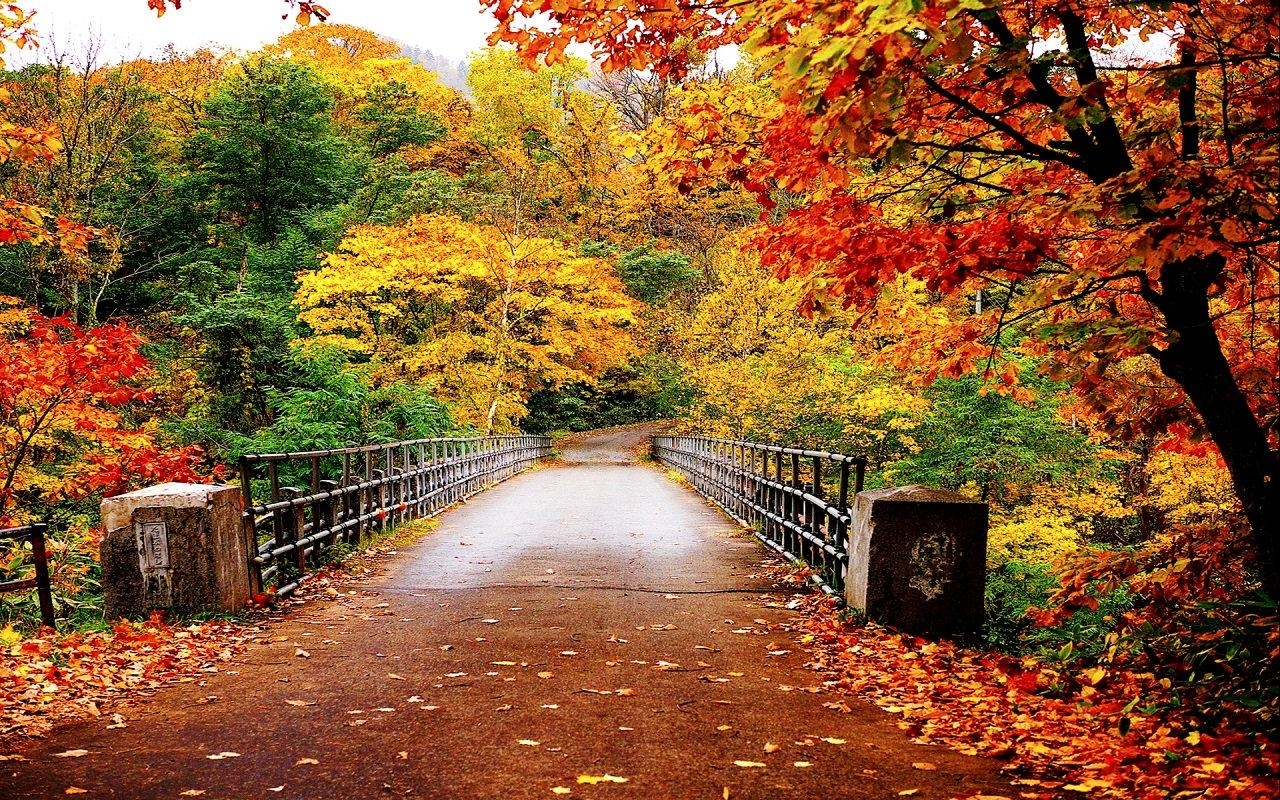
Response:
[[763, 743, 780, 753], [295, 758, 319, 765], [576, 775, 628, 785], [733, 760, 766, 768], [551, 789, 571, 796], [794, 761, 812, 768], [820, 737, 846, 745], [518, 739, 541, 746], [65, 790, 89, 796]]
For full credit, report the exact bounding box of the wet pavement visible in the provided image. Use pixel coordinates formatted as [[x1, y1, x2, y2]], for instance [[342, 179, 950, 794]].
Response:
[[2, 425, 1008, 799]]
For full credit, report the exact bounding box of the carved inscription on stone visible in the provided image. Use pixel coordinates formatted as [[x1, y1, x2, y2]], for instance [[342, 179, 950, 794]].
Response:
[[136, 520, 171, 571]]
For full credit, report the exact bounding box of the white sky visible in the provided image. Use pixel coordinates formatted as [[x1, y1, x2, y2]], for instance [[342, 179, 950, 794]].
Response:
[[13, 0, 497, 65]]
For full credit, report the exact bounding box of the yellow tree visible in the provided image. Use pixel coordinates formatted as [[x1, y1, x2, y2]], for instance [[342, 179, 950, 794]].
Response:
[[125, 46, 231, 158], [296, 214, 638, 431], [466, 47, 628, 239], [266, 23, 464, 134], [674, 233, 926, 458], [1, 43, 161, 322]]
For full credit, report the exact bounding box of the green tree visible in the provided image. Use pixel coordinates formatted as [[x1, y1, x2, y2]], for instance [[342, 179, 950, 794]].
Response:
[[183, 58, 356, 242], [617, 242, 699, 307], [893, 374, 1099, 504]]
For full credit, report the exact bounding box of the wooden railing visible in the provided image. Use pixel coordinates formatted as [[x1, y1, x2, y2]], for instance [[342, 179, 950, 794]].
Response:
[[238, 436, 552, 597], [651, 436, 866, 595], [0, 523, 56, 629]]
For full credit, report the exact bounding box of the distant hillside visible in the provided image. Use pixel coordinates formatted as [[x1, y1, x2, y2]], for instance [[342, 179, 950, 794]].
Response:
[[398, 43, 470, 94]]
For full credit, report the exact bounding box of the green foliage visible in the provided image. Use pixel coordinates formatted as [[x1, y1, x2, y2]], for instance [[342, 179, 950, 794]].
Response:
[[228, 347, 455, 459], [1, 522, 105, 633], [985, 560, 1134, 657], [1134, 593, 1280, 719], [893, 373, 1099, 503], [602, 241, 700, 307], [184, 58, 358, 242], [356, 81, 447, 157], [177, 289, 301, 434], [521, 356, 691, 433]]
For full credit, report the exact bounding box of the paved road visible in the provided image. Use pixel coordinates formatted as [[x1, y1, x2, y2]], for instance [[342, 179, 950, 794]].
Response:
[[3, 426, 1007, 799]]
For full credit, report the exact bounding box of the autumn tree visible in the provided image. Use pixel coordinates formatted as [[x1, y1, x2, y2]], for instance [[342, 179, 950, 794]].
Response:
[[296, 214, 638, 432], [0, 42, 165, 323], [125, 45, 231, 157], [673, 234, 926, 460], [465, 48, 629, 238], [0, 298, 209, 526], [265, 23, 464, 135], [485, 0, 1280, 596]]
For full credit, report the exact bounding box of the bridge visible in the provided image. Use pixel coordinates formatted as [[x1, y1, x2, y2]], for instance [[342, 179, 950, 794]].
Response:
[[3, 426, 999, 799]]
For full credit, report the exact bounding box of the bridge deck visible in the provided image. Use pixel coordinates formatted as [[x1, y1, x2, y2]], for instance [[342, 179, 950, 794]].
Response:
[[5, 426, 1005, 799]]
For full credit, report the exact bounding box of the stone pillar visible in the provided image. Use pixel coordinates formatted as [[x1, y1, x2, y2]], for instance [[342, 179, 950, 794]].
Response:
[[846, 485, 987, 637], [101, 483, 250, 619]]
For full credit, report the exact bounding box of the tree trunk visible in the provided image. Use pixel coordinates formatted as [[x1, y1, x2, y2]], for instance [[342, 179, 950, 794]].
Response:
[[1150, 253, 1280, 598]]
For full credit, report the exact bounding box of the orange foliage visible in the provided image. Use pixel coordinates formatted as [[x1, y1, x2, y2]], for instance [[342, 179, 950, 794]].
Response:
[[0, 300, 216, 526], [485, 0, 1280, 596]]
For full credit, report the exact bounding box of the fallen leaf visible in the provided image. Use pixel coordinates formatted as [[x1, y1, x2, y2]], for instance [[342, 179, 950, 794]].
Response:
[[55, 749, 89, 758], [716, 725, 732, 731], [267, 788, 284, 793], [518, 739, 541, 746], [821, 737, 846, 745], [206, 752, 241, 760], [911, 762, 937, 771], [65, 789, 89, 796], [481, 619, 500, 624], [576, 775, 628, 784], [285, 700, 315, 707], [615, 688, 635, 696], [734, 760, 767, 768], [492, 661, 517, 666], [397, 752, 408, 760], [898, 791, 919, 797], [295, 758, 319, 765], [763, 743, 780, 753], [294, 648, 310, 658], [179, 791, 206, 797], [537, 671, 554, 679], [551, 788, 572, 795], [560, 651, 578, 656], [388, 673, 405, 681], [794, 761, 812, 768]]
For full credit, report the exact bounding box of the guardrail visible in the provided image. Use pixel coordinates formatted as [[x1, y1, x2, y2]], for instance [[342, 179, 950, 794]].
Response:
[[651, 436, 866, 596], [0, 523, 57, 629], [239, 435, 552, 597]]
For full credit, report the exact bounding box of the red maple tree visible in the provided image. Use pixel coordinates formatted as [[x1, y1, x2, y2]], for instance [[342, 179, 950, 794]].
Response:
[[484, 0, 1280, 596]]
